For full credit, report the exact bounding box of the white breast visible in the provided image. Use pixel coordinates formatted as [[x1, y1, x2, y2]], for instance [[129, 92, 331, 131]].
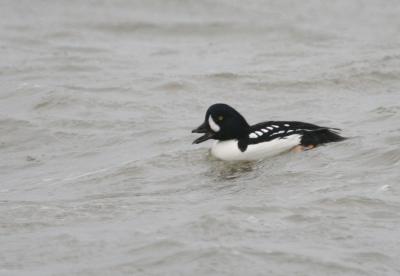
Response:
[[211, 134, 302, 161]]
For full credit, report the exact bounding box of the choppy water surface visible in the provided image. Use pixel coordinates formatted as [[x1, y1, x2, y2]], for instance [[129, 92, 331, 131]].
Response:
[[1, 0, 400, 275]]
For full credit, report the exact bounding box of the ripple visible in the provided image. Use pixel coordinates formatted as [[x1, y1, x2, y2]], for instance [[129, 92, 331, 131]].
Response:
[[86, 21, 241, 35], [370, 106, 400, 117]]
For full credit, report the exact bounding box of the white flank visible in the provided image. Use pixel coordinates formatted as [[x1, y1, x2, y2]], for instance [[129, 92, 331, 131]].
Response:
[[211, 134, 302, 161], [287, 129, 293, 133], [261, 129, 268, 133], [255, 131, 263, 136], [284, 124, 290, 127], [208, 116, 220, 132], [249, 133, 258, 139], [272, 125, 279, 128], [267, 127, 273, 130]]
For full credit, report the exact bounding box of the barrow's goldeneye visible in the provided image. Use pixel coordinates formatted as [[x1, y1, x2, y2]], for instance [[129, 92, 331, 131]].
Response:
[[192, 103, 345, 161]]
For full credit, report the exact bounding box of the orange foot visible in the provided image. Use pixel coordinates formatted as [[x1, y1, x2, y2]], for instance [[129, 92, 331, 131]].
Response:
[[291, 145, 315, 153]]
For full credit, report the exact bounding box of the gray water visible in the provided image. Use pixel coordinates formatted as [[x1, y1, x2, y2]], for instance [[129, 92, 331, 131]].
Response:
[[1, 0, 400, 275]]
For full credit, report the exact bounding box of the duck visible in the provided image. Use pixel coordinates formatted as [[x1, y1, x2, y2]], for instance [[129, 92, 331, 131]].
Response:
[[192, 103, 345, 161]]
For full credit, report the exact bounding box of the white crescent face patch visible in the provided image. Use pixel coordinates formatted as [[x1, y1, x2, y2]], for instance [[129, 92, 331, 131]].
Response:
[[208, 116, 220, 132]]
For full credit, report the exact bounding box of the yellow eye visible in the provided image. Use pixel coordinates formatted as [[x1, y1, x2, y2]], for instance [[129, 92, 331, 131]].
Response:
[[218, 115, 224, 121]]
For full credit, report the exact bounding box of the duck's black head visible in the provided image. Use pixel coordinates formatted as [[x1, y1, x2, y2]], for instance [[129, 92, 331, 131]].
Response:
[[192, 103, 250, 144]]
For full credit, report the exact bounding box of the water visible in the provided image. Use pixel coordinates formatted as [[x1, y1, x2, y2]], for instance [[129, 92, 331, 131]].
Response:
[[1, 0, 400, 275]]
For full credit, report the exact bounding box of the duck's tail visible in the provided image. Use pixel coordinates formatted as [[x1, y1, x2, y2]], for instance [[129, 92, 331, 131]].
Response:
[[300, 128, 346, 147]]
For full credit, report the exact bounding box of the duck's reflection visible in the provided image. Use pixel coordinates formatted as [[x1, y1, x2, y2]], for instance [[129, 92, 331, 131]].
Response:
[[205, 151, 264, 180]]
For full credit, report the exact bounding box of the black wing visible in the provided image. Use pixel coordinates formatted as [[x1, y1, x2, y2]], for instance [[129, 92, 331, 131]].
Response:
[[247, 121, 345, 145]]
